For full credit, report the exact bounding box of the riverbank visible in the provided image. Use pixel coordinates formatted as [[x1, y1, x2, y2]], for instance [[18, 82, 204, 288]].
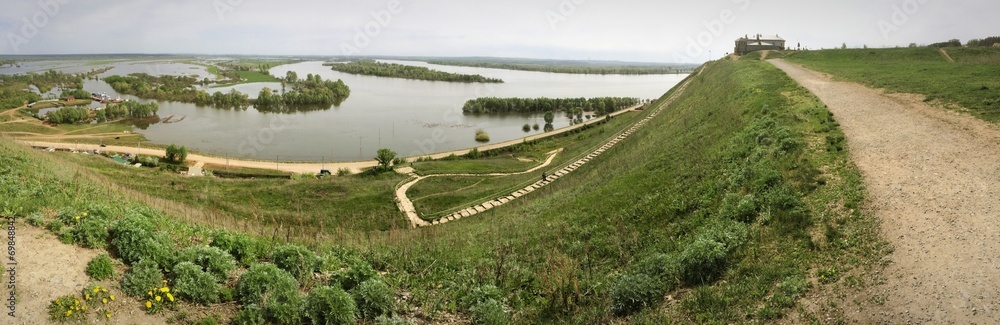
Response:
[[18, 103, 645, 174]]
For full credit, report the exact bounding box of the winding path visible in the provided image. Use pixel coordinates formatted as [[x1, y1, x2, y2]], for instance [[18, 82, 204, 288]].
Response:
[[395, 70, 700, 227], [771, 59, 999, 323]]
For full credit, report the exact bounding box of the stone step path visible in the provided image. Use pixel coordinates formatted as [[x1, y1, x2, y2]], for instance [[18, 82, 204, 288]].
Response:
[[394, 67, 700, 228]]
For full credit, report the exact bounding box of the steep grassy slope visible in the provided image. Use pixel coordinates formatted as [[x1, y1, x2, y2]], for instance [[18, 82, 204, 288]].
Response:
[[785, 47, 1000, 122], [0, 59, 885, 323], [364, 59, 884, 323]]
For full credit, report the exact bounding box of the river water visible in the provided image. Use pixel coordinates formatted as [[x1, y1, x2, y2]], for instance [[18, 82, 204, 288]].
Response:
[[4, 59, 685, 161]]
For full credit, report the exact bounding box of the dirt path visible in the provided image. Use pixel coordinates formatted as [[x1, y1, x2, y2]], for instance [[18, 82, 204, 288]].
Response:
[[771, 59, 999, 323], [10, 224, 165, 324], [939, 48, 956, 63]]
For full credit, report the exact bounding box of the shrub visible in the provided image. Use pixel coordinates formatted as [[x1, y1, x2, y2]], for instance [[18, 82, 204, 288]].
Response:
[[237, 263, 302, 324], [635, 253, 680, 290], [458, 284, 502, 310], [172, 262, 220, 305], [532, 123, 539, 130], [176, 245, 237, 281], [73, 216, 110, 249], [522, 124, 531, 132], [210, 230, 260, 266], [331, 261, 376, 291], [474, 129, 490, 142], [470, 299, 509, 325], [305, 286, 357, 325], [679, 238, 727, 285], [336, 168, 351, 176], [233, 306, 266, 325], [26, 211, 45, 226], [271, 244, 318, 280], [121, 259, 163, 297], [86, 254, 115, 280], [111, 213, 175, 268], [353, 279, 394, 319], [392, 157, 407, 166], [610, 273, 661, 316]]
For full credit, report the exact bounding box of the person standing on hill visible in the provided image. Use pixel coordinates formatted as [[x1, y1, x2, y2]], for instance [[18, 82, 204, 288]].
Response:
[[542, 172, 547, 182]]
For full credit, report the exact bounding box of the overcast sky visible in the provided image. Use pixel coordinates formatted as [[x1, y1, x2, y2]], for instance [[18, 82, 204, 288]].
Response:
[[1, 0, 996, 63]]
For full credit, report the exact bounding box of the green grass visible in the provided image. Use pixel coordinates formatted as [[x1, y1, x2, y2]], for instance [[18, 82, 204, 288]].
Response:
[[0, 121, 62, 134], [0, 59, 888, 323], [411, 154, 543, 175], [54, 152, 410, 231], [785, 47, 1000, 122], [235, 70, 280, 83]]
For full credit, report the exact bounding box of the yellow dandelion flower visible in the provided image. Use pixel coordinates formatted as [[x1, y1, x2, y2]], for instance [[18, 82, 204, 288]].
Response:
[[81, 305, 87, 311], [75, 215, 80, 220], [160, 287, 169, 293], [162, 280, 168, 284], [83, 212, 88, 216], [145, 301, 152, 309], [166, 293, 174, 302], [102, 288, 108, 293], [110, 294, 115, 301], [155, 295, 161, 302], [106, 312, 111, 319], [147, 290, 153, 296], [85, 294, 90, 300], [65, 310, 72, 317], [102, 298, 108, 304]]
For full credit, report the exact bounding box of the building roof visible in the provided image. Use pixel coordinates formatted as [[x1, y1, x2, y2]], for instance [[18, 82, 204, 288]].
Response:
[[737, 35, 785, 41]]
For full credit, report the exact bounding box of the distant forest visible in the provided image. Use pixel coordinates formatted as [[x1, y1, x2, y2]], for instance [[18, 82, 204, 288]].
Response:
[[463, 96, 640, 115], [325, 60, 503, 83], [425, 57, 695, 75]]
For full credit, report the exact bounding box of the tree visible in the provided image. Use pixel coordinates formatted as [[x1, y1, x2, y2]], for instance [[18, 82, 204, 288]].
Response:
[[165, 144, 188, 164], [374, 148, 396, 172], [543, 111, 555, 124]]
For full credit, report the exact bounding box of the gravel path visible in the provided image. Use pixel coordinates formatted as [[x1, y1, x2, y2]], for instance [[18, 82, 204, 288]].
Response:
[[771, 59, 999, 323]]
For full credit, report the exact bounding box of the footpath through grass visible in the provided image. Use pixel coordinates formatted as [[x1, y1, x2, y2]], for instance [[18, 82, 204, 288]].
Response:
[[785, 47, 1000, 122]]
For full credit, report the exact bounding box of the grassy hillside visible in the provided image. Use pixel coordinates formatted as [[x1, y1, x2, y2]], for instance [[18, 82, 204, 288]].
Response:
[[364, 59, 885, 323], [785, 47, 1000, 122], [0, 59, 886, 323]]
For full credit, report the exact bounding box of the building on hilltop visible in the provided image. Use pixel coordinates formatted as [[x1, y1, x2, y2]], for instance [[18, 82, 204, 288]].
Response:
[[734, 34, 786, 55]]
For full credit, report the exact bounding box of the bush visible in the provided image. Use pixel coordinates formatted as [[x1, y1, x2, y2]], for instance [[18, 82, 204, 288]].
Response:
[[121, 259, 163, 297], [73, 216, 110, 249], [470, 299, 509, 325], [237, 263, 302, 324], [532, 123, 540, 130], [305, 286, 358, 325], [474, 129, 490, 142], [392, 157, 406, 166], [522, 124, 531, 132], [48, 295, 85, 321], [610, 273, 661, 316], [86, 254, 115, 280], [111, 213, 175, 268], [679, 238, 727, 285], [26, 211, 45, 226], [635, 253, 680, 290], [210, 230, 260, 266], [172, 262, 220, 305], [337, 168, 351, 176], [176, 245, 237, 281], [233, 306, 265, 325], [353, 279, 394, 319], [458, 284, 502, 310], [331, 261, 376, 291], [271, 244, 318, 280]]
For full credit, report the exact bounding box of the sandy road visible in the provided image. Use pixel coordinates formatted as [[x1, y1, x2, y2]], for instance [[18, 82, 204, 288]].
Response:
[[771, 59, 999, 323]]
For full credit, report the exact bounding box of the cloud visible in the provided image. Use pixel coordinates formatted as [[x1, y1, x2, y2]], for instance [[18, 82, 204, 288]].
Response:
[[1, 0, 997, 62]]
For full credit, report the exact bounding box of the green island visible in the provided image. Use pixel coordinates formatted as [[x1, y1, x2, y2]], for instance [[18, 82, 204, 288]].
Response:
[[325, 59, 503, 83], [426, 57, 697, 75], [105, 72, 350, 111], [462, 96, 641, 115]]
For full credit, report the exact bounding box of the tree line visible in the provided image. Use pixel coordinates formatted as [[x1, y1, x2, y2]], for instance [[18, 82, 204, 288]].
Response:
[[0, 70, 84, 108], [462, 96, 640, 115], [966, 36, 1000, 47], [426, 59, 692, 75], [46, 100, 159, 124], [325, 60, 503, 83]]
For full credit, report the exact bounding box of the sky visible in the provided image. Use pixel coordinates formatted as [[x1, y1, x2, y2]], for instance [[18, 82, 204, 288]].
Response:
[[1, 0, 996, 63]]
